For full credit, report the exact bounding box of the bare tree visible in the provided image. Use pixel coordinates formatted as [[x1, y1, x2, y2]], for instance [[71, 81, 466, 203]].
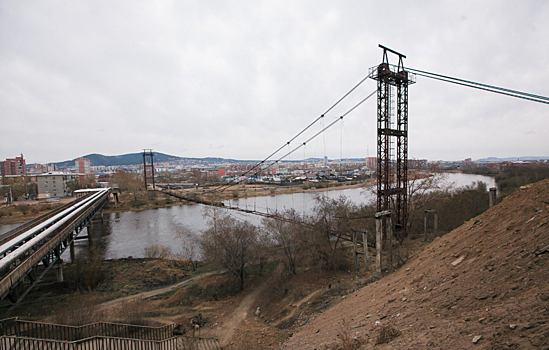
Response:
[[112, 171, 142, 200], [201, 213, 258, 290], [306, 196, 355, 270], [407, 171, 452, 235], [176, 227, 201, 271], [262, 209, 303, 275]]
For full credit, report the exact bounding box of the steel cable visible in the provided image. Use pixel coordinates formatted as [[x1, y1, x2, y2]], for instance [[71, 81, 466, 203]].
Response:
[[210, 71, 374, 193], [407, 67, 549, 105]]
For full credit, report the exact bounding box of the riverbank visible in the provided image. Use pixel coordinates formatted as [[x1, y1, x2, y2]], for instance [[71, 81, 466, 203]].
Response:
[[0, 201, 67, 226], [0, 180, 372, 226], [0, 171, 496, 227], [168, 179, 373, 203]]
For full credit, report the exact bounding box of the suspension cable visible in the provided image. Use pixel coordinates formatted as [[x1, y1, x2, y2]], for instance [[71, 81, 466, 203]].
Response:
[[407, 67, 549, 105], [261, 90, 376, 172], [209, 71, 374, 193]]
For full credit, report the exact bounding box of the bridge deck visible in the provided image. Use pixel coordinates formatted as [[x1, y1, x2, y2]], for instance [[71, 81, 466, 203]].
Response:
[[0, 189, 112, 315]]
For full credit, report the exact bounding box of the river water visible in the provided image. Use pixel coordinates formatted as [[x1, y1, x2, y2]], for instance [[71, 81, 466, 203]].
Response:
[[0, 173, 495, 260]]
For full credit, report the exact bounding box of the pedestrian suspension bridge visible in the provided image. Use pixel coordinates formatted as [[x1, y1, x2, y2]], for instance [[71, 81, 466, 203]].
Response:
[[1, 44, 548, 349]]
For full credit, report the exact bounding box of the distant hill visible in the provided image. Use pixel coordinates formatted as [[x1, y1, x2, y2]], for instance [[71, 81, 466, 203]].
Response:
[[54, 152, 183, 168], [476, 156, 549, 162], [53, 153, 368, 168]]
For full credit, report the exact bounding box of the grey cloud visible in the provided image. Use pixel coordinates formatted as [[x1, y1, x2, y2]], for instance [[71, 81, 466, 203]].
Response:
[[1, 1, 548, 163]]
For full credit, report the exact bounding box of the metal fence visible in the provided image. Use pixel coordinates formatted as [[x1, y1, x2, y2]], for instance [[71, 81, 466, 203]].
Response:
[[0, 319, 176, 342], [177, 337, 221, 350], [0, 335, 178, 350]]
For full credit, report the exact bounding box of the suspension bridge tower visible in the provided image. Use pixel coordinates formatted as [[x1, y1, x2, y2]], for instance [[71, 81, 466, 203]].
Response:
[[370, 45, 415, 239], [142, 149, 156, 190]]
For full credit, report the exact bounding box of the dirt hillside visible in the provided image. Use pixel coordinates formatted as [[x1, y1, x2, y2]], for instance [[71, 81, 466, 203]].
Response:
[[281, 179, 549, 349]]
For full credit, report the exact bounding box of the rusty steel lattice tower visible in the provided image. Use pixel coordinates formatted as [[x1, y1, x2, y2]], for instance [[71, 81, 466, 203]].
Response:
[[142, 149, 156, 190], [370, 45, 415, 239]]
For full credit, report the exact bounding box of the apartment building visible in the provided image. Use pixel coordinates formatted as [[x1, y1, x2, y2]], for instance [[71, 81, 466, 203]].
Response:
[[0, 154, 26, 176], [36, 172, 79, 199]]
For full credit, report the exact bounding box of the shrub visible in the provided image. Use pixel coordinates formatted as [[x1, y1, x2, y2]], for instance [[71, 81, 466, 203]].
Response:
[[143, 245, 171, 259], [17, 205, 29, 215], [164, 276, 238, 307], [52, 294, 104, 326], [323, 319, 364, 350], [116, 299, 149, 326], [375, 325, 401, 345], [72, 256, 105, 291]]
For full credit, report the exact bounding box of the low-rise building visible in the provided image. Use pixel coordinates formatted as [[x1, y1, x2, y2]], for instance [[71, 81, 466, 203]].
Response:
[[35, 172, 80, 199]]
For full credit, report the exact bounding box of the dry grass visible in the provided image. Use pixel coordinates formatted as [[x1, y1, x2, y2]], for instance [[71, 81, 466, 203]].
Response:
[[375, 324, 401, 345], [143, 245, 172, 259], [114, 298, 149, 325], [322, 319, 364, 350], [51, 294, 105, 326]]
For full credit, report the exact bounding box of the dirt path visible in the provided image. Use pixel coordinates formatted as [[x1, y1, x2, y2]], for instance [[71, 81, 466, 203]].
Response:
[[98, 271, 220, 310], [219, 278, 271, 347], [275, 288, 324, 327]]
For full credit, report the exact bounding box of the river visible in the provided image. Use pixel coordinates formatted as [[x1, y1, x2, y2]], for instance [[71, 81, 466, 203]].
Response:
[[0, 173, 495, 260]]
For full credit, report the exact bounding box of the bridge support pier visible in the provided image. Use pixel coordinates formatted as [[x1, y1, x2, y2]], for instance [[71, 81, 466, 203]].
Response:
[[86, 224, 93, 244], [423, 209, 438, 241], [352, 229, 370, 271], [489, 187, 497, 208], [375, 210, 392, 274], [54, 261, 64, 282], [375, 215, 382, 274], [363, 230, 369, 270], [70, 241, 75, 263], [387, 215, 393, 269]]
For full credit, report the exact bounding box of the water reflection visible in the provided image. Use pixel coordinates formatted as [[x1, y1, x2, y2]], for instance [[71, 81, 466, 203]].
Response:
[[1, 173, 496, 260]]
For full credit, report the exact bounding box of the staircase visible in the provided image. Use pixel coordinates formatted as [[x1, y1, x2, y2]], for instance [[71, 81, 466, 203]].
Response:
[[0, 318, 221, 350]]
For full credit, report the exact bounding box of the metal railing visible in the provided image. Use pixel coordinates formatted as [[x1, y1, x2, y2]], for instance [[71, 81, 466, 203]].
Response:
[[0, 319, 221, 350], [0, 319, 175, 341], [0, 191, 109, 299], [177, 336, 221, 350], [0, 196, 88, 246], [0, 335, 177, 350]]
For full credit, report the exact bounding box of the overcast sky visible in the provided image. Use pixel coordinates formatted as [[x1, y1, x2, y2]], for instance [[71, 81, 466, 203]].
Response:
[[1, 1, 548, 164]]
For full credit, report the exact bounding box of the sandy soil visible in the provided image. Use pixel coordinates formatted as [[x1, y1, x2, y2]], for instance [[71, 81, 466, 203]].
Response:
[[274, 288, 324, 328], [279, 179, 549, 349]]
